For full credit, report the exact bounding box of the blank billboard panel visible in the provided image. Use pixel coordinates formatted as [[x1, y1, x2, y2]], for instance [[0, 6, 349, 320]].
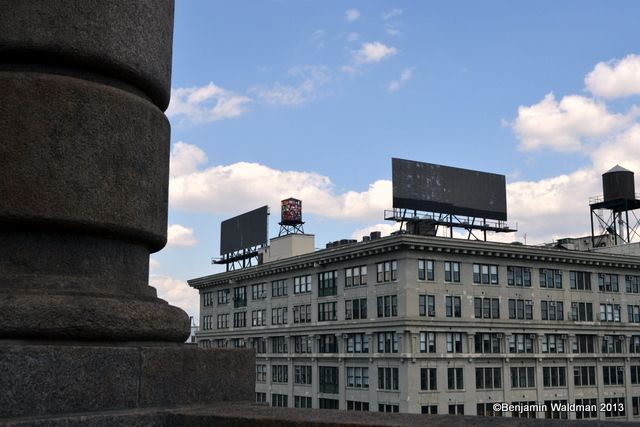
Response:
[[220, 205, 269, 256], [392, 158, 507, 221]]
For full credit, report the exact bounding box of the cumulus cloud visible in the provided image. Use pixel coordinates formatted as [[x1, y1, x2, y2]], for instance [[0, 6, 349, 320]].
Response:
[[345, 9, 360, 22], [149, 258, 160, 270], [585, 54, 640, 98], [167, 82, 252, 123], [388, 68, 414, 91], [512, 92, 629, 152], [150, 275, 199, 320], [170, 141, 208, 178], [249, 65, 330, 106], [169, 143, 390, 221], [167, 224, 198, 247], [353, 42, 398, 64]]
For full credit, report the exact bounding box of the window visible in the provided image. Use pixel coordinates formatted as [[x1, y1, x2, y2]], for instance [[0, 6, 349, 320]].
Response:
[[544, 400, 567, 419], [203, 291, 214, 306], [448, 404, 464, 415], [271, 336, 288, 353], [570, 271, 591, 290], [542, 334, 566, 353], [216, 313, 228, 329], [474, 333, 501, 353], [294, 396, 312, 408], [319, 398, 339, 409], [573, 335, 595, 353], [508, 334, 534, 353], [251, 337, 266, 353], [295, 365, 312, 384], [271, 307, 288, 325], [271, 394, 288, 407], [598, 273, 619, 292], [630, 335, 640, 353], [418, 259, 434, 281], [628, 304, 640, 323], [445, 296, 461, 318], [575, 398, 597, 419], [217, 289, 230, 304], [421, 368, 437, 390], [232, 311, 246, 328], [419, 294, 435, 317], [377, 295, 397, 318], [446, 332, 463, 353], [473, 263, 498, 285], [477, 403, 502, 417], [377, 332, 398, 353], [511, 367, 535, 388], [347, 401, 369, 411], [444, 261, 461, 282], [601, 335, 624, 353], [626, 274, 640, 293], [233, 286, 246, 308], [212, 339, 226, 348], [421, 405, 438, 414], [573, 366, 596, 386], [541, 300, 564, 320], [570, 302, 593, 321], [603, 397, 626, 418], [420, 332, 436, 353], [318, 302, 337, 321], [272, 365, 288, 383], [319, 366, 339, 394], [631, 365, 640, 384], [201, 315, 213, 330], [318, 271, 337, 296], [231, 338, 245, 348], [345, 265, 367, 287], [543, 366, 567, 387], [346, 333, 369, 353], [540, 268, 562, 288], [510, 401, 537, 418], [251, 283, 266, 300], [345, 298, 367, 320], [603, 366, 625, 385], [318, 334, 338, 353], [447, 367, 464, 390], [508, 299, 533, 320], [256, 392, 266, 403], [378, 367, 399, 390], [379, 404, 399, 413], [474, 297, 500, 319], [293, 335, 312, 353], [376, 260, 397, 282], [476, 367, 502, 389], [251, 309, 266, 326], [507, 266, 531, 287], [293, 304, 311, 324], [599, 303, 621, 322], [294, 274, 312, 294], [271, 279, 287, 297], [346, 367, 369, 388], [634, 396, 640, 417]]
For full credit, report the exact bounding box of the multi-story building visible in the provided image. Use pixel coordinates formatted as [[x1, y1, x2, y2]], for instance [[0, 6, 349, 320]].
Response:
[[188, 232, 640, 420]]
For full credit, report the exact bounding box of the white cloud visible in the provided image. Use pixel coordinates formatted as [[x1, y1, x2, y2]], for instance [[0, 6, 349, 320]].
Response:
[[150, 275, 199, 320], [346, 9, 360, 22], [585, 54, 640, 98], [354, 42, 398, 64], [341, 65, 360, 76], [167, 224, 198, 247], [170, 141, 208, 178], [385, 25, 402, 37], [311, 29, 325, 50], [250, 65, 330, 106], [383, 9, 403, 20], [167, 82, 252, 123], [388, 68, 414, 92], [149, 258, 160, 270], [512, 92, 629, 152], [169, 143, 390, 221]]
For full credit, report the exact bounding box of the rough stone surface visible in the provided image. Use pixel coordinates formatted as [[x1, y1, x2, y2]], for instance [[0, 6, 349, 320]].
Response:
[[0, 72, 170, 251], [0, 0, 175, 109], [0, 345, 255, 419]]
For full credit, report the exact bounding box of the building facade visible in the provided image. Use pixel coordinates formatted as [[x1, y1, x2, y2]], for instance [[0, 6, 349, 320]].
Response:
[[189, 233, 640, 420]]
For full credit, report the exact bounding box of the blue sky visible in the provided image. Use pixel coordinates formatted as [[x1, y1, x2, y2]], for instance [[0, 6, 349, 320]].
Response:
[[151, 1, 640, 319]]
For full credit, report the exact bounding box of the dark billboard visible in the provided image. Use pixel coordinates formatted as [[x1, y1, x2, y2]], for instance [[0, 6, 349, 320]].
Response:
[[392, 158, 508, 221], [220, 205, 269, 256]]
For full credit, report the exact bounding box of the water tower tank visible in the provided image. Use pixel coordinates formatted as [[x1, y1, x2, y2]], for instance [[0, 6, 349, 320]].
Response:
[[603, 165, 635, 202]]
